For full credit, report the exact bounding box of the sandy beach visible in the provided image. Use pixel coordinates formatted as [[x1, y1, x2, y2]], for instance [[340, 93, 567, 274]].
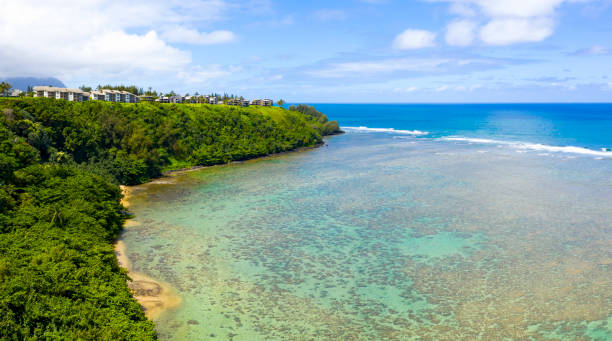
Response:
[[116, 186, 181, 320]]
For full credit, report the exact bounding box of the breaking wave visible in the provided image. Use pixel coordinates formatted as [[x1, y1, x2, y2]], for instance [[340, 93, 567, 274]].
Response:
[[343, 126, 429, 135], [441, 137, 612, 158]]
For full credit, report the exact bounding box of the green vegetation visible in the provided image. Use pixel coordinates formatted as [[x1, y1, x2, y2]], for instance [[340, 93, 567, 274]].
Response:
[[0, 98, 341, 339], [0, 82, 11, 96], [97, 84, 143, 95], [289, 104, 342, 135]]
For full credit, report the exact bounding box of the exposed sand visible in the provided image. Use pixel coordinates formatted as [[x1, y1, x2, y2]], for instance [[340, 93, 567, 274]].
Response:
[[116, 186, 181, 320], [120, 185, 131, 208]]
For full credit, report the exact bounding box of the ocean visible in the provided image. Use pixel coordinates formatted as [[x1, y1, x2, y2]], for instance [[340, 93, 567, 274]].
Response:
[[121, 104, 612, 340]]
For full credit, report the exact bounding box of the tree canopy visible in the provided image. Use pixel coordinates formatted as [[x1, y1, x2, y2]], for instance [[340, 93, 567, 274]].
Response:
[[0, 98, 341, 339], [0, 82, 11, 95], [97, 84, 142, 95]]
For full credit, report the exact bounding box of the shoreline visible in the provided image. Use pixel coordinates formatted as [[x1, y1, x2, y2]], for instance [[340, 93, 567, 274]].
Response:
[[161, 140, 333, 176], [115, 186, 181, 320], [115, 136, 341, 322]]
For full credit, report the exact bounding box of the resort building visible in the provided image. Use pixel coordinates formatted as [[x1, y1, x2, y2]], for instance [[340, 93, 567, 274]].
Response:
[[90, 91, 106, 101], [139, 96, 155, 102], [89, 89, 139, 103], [1, 89, 21, 97], [184, 96, 211, 104], [226, 98, 250, 107], [33, 86, 90, 102], [205, 96, 218, 104], [155, 96, 170, 103], [251, 99, 274, 106], [169, 95, 183, 104]]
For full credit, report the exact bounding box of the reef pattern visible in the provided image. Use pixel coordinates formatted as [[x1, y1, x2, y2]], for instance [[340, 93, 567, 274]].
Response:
[[121, 133, 611, 340]]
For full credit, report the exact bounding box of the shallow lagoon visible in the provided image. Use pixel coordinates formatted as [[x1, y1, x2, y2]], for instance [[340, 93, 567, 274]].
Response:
[[122, 132, 611, 340]]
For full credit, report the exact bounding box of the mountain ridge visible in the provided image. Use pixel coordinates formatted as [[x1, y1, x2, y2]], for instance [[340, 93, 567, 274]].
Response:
[[1, 77, 66, 90]]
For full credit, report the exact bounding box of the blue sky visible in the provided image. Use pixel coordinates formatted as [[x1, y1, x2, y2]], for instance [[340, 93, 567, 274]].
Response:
[[1, 0, 611, 102]]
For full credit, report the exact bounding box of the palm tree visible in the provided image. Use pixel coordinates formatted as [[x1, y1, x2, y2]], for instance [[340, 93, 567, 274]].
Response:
[[0, 81, 11, 96]]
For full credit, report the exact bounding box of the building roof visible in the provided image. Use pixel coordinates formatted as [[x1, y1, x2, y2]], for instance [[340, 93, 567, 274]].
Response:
[[97, 89, 137, 95], [33, 86, 85, 93]]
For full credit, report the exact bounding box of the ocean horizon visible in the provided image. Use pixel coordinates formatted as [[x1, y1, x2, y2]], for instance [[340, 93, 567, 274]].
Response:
[[122, 103, 611, 339]]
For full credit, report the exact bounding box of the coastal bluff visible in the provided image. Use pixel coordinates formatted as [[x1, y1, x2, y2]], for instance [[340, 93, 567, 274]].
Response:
[[0, 97, 340, 339]]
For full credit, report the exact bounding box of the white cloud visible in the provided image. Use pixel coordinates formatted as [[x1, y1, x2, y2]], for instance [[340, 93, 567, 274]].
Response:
[[471, 0, 566, 17], [313, 9, 348, 21], [585, 45, 609, 55], [311, 58, 449, 78], [480, 18, 555, 45], [392, 29, 436, 49], [445, 20, 477, 46], [434, 0, 572, 17], [0, 0, 236, 83], [161, 26, 237, 45], [393, 86, 418, 93], [435, 84, 482, 92], [431, 0, 592, 46], [570, 45, 609, 56], [308, 57, 506, 78], [448, 3, 477, 16], [178, 65, 241, 84]]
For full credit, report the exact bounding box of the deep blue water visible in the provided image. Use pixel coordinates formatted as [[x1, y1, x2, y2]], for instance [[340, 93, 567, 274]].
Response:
[[310, 103, 612, 151]]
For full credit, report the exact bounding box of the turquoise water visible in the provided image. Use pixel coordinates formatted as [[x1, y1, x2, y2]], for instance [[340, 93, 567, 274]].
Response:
[[122, 104, 611, 339]]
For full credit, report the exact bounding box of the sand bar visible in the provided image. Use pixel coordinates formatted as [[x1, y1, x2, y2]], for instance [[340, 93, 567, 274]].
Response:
[[116, 186, 181, 320]]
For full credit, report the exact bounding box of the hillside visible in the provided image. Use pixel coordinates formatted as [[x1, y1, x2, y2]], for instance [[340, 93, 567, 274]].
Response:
[[1, 77, 66, 91], [0, 99, 341, 184], [0, 98, 341, 339]]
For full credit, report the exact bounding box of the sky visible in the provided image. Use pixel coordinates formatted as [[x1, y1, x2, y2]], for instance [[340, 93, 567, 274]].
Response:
[[1, 0, 611, 102]]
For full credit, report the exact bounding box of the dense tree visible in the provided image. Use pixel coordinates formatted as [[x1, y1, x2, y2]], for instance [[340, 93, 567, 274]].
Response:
[[97, 84, 142, 95], [0, 97, 341, 339], [144, 87, 158, 97], [0, 82, 11, 96], [289, 104, 342, 135]]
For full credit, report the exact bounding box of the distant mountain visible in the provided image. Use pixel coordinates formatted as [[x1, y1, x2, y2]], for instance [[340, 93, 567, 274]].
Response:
[[1, 77, 66, 91]]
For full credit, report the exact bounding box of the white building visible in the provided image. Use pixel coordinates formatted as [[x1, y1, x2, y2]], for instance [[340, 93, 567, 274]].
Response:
[[155, 96, 170, 103], [33, 86, 90, 102], [251, 99, 274, 106], [7, 89, 22, 97], [169, 95, 183, 104], [90, 89, 139, 103]]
